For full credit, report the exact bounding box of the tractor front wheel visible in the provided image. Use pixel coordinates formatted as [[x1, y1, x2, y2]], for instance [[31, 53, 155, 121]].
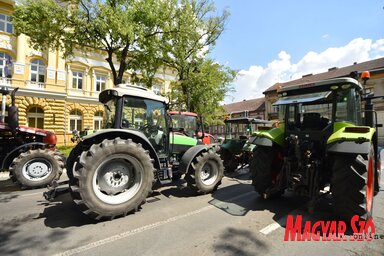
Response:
[[9, 149, 64, 188], [185, 149, 224, 194], [69, 138, 155, 220], [331, 145, 375, 220]]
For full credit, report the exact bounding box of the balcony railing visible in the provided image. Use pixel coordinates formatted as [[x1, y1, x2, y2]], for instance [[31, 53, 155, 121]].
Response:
[[26, 81, 45, 89], [0, 77, 11, 86]]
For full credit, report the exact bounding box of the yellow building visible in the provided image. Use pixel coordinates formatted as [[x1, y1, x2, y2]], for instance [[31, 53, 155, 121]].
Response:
[[0, 0, 177, 145]]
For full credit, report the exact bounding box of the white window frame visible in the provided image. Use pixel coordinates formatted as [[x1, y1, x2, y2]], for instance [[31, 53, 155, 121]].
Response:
[[95, 75, 106, 92], [69, 110, 82, 132], [0, 52, 12, 79], [93, 111, 103, 130], [30, 59, 46, 83], [27, 107, 44, 129], [72, 71, 83, 90], [0, 14, 13, 33]]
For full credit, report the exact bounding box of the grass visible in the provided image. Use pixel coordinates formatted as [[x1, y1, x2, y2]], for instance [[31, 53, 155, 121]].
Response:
[[56, 146, 75, 157]]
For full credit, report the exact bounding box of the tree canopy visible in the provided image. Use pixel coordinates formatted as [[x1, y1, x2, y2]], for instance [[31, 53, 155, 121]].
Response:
[[13, 0, 237, 125]]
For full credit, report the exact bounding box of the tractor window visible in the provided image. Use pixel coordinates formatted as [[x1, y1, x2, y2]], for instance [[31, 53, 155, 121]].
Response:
[[171, 114, 197, 137], [335, 88, 360, 125], [122, 96, 167, 153], [285, 95, 332, 131], [103, 97, 116, 128]]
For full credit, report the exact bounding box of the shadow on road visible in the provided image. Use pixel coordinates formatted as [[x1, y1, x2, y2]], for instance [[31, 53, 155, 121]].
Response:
[[0, 211, 71, 256], [36, 190, 97, 228], [0, 179, 22, 193], [213, 227, 269, 256]]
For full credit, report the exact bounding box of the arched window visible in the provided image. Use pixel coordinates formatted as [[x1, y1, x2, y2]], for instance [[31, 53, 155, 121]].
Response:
[[28, 107, 44, 129], [0, 52, 12, 78], [30, 59, 46, 83], [93, 111, 103, 130], [69, 109, 82, 132]]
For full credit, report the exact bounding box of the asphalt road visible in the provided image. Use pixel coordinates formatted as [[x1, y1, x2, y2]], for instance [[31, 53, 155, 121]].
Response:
[[0, 169, 383, 256]]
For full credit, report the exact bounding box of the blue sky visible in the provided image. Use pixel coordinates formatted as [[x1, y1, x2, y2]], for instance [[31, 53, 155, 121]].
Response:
[[210, 0, 384, 103]]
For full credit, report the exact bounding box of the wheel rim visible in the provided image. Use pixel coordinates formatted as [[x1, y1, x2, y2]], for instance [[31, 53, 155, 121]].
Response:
[[93, 154, 143, 205], [22, 158, 52, 181], [200, 159, 218, 186], [366, 156, 374, 213]]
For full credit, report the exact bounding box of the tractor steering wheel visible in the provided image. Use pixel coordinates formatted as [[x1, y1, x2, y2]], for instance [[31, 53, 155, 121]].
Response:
[[141, 123, 159, 136]]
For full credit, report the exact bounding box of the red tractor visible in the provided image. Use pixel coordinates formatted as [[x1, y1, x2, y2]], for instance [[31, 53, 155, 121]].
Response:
[[169, 111, 216, 144], [0, 86, 65, 188]]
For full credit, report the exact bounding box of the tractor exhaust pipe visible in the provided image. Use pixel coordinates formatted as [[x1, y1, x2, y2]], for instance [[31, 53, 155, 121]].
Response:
[[8, 87, 19, 130], [0, 86, 10, 123]]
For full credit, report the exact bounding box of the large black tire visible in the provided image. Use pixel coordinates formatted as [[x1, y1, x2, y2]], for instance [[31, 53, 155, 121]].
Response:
[[250, 146, 274, 196], [69, 138, 155, 220], [185, 149, 224, 194], [331, 145, 375, 220], [9, 149, 65, 188], [219, 148, 238, 173]]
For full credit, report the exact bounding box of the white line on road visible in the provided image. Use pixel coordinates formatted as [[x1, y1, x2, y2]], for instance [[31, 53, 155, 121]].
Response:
[[55, 191, 255, 256], [259, 222, 282, 235]]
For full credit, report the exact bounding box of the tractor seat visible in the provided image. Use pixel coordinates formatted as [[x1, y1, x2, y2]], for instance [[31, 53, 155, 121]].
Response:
[[302, 113, 322, 130]]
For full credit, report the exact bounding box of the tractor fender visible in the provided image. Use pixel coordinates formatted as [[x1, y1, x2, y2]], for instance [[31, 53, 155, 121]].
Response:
[[327, 141, 371, 155], [327, 126, 376, 155], [78, 129, 161, 170], [1, 142, 48, 169], [179, 144, 215, 174], [253, 127, 284, 146], [252, 137, 273, 147]]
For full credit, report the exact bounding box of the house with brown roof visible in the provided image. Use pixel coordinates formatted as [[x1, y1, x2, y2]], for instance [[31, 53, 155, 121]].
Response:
[[208, 97, 265, 139]]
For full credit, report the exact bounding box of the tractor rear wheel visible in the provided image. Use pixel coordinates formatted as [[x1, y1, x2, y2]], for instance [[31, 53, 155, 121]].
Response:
[[69, 138, 155, 220], [331, 145, 375, 220], [250, 146, 283, 198], [220, 148, 238, 173], [9, 149, 65, 188], [185, 149, 224, 194], [250, 146, 273, 195]]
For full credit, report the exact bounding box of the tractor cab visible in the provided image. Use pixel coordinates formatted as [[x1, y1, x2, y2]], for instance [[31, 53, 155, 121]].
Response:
[[100, 84, 169, 156], [220, 117, 273, 172]]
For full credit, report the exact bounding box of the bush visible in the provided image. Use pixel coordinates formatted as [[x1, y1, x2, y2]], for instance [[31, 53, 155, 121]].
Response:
[[56, 146, 74, 157]]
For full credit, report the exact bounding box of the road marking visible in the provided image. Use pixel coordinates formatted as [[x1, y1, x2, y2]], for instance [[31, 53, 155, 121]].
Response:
[[259, 222, 282, 235], [54, 191, 255, 256], [259, 208, 303, 235]]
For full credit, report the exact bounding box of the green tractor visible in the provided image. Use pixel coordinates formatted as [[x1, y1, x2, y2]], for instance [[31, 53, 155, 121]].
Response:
[[250, 73, 381, 220], [167, 111, 217, 180], [219, 117, 273, 173], [51, 85, 224, 220]]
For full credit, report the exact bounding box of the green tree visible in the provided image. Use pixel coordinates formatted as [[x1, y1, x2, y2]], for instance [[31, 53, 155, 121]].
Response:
[[187, 59, 236, 125], [12, 0, 176, 85], [162, 0, 235, 114]]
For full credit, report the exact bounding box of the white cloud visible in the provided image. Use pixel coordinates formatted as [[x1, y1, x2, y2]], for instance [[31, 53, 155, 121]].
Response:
[[225, 38, 384, 103]]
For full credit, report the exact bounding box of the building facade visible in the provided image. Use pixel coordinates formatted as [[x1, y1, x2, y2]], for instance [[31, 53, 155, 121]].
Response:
[[0, 0, 176, 145]]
